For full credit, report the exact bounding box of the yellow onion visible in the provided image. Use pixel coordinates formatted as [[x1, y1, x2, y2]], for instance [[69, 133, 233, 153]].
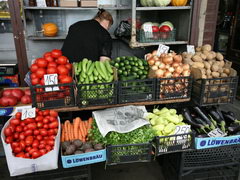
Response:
[[164, 70, 172, 78], [155, 61, 161, 66], [162, 56, 173, 64], [145, 53, 152, 60], [160, 53, 167, 58], [151, 65, 158, 71], [175, 66, 183, 74], [159, 63, 166, 69], [165, 64, 170, 69], [168, 67, 175, 73], [155, 69, 165, 78], [182, 64, 190, 70], [152, 50, 158, 56], [173, 72, 180, 78], [182, 69, 191, 76], [173, 55, 183, 63], [148, 58, 155, 66], [153, 55, 159, 61], [172, 62, 179, 68]]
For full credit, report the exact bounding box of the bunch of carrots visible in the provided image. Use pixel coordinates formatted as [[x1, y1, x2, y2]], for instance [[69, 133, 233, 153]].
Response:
[[61, 117, 93, 142]]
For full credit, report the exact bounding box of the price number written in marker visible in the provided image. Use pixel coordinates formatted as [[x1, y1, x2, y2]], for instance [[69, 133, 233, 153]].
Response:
[[156, 44, 170, 56], [175, 125, 191, 145], [21, 108, 36, 120], [187, 45, 195, 54], [143, 24, 153, 38], [208, 128, 227, 137], [44, 74, 59, 92]]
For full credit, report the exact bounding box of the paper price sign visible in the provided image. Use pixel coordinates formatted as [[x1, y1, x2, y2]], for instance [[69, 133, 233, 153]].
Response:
[[21, 108, 36, 120], [175, 125, 191, 135], [208, 128, 227, 137], [156, 44, 170, 56], [187, 45, 195, 54], [143, 24, 153, 38], [36, 0, 47, 7], [44, 74, 59, 92]]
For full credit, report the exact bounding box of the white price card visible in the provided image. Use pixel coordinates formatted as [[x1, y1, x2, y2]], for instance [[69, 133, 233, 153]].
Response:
[[143, 24, 153, 38], [187, 45, 195, 54], [174, 125, 191, 145], [21, 108, 36, 120], [44, 74, 59, 92], [208, 128, 227, 137], [156, 44, 170, 56], [36, 0, 47, 7]]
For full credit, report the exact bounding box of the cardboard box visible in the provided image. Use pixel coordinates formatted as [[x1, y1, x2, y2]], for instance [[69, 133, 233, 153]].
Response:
[[80, 1, 98, 7], [59, 0, 78, 7]]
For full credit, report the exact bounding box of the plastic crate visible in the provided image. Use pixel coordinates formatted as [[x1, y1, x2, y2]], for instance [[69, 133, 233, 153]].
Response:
[[30, 83, 75, 109], [118, 78, 155, 104], [106, 143, 152, 165], [138, 29, 176, 43], [154, 132, 194, 155], [156, 76, 192, 101], [192, 76, 238, 106], [77, 82, 117, 107]]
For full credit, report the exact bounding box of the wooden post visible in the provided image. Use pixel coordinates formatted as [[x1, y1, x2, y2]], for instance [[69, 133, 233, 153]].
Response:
[[8, 0, 29, 86]]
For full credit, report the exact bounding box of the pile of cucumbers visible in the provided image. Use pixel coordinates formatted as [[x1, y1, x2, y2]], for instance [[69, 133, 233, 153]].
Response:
[[110, 56, 149, 81]]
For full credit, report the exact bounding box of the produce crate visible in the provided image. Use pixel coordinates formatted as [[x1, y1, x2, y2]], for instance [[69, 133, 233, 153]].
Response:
[[61, 149, 106, 168], [138, 29, 176, 43], [77, 82, 117, 107], [156, 76, 192, 101], [118, 78, 155, 104], [192, 76, 238, 106], [106, 143, 152, 165], [30, 83, 75, 109], [154, 132, 194, 155]]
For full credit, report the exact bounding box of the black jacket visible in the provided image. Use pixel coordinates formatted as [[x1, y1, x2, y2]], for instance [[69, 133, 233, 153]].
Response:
[[62, 19, 112, 62]]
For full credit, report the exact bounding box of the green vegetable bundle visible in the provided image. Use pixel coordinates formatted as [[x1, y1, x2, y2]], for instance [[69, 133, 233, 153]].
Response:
[[88, 120, 155, 145]]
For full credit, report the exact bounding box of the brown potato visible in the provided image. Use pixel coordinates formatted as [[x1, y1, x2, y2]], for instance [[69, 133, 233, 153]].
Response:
[[202, 44, 212, 51], [192, 55, 203, 62], [196, 46, 202, 52], [212, 72, 220, 78], [206, 69, 212, 76], [221, 73, 228, 77], [211, 64, 219, 72], [200, 53, 207, 60], [223, 68, 230, 75], [206, 53, 214, 61], [204, 61, 211, 69], [216, 52, 224, 61], [219, 60, 225, 67]]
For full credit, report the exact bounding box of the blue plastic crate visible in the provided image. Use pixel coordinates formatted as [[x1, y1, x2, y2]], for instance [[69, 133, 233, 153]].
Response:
[[61, 149, 106, 168]]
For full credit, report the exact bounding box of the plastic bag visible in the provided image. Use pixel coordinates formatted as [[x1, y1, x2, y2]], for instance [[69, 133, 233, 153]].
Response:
[[114, 21, 131, 37]]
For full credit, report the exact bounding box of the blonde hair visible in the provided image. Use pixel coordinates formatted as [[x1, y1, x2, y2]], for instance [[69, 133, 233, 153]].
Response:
[[94, 9, 113, 25]]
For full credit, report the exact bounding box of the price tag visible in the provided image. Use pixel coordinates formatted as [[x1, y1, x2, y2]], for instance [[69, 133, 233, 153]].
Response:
[[175, 125, 191, 135], [156, 44, 170, 56], [208, 128, 227, 137], [187, 45, 195, 54], [143, 24, 153, 38], [36, 0, 47, 7], [44, 74, 59, 92], [21, 108, 36, 120]]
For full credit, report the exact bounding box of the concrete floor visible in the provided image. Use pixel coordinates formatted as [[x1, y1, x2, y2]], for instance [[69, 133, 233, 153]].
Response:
[[0, 101, 240, 180]]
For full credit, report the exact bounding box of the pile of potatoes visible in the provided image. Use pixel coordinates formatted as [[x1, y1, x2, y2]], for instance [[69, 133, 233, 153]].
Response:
[[182, 44, 231, 79]]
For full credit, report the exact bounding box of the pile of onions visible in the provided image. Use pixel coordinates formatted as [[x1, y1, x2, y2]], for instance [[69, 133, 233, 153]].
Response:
[[146, 50, 191, 78]]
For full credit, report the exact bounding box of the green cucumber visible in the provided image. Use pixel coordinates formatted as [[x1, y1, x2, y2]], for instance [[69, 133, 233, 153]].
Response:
[[87, 63, 95, 76], [104, 60, 113, 74], [95, 61, 106, 79], [82, 58, 88, 73]]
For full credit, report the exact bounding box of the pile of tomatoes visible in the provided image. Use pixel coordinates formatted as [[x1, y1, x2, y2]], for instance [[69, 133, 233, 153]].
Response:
[[3, 109, 59, 159], [30, 49, 73, 86], [0, 88, 32, 107]]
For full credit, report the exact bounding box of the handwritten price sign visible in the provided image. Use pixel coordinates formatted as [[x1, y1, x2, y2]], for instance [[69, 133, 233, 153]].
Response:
[[208, 128, 227, 137], [156, 44, 170, 56], [21, 108, 36, 120], [187, 45, 195, 54], [44, 74, 59, 92]]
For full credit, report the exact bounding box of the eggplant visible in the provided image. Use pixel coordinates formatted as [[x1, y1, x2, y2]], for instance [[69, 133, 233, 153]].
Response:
[[208, 108, 226, 133], [222, 111, 240, 124], [227, 123, 240, 135], [193, 117, 210, 131], [197, 134, 209, 138], [193, 106, 215, 130], [182, 108, 207, 134]]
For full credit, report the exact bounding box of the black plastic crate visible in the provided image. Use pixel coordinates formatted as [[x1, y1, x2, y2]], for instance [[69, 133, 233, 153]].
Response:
[[156, 76, 192, 101], [154, 132, 194, 155], [106, 143, 152, 165], [192, 76, 238, 106], [138, 29, 176, 43], [77, 82, 117, 107], [30, 83, 75, 109], [118, 78, 155, 104]]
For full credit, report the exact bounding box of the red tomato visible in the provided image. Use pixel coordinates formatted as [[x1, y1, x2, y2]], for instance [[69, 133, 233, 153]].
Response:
[[57, 65, 69, 75], [13, 146, 22, 154], [49, 121, 58, 129], [40, 78, 45, 86], [58, 75, 68, 80], [43, 118, 49, 124], [30, 64, 39, 73], [31, 77, 40, 85], [19, 140, 26, 150], [8, 125, 15, 132], [37, 122, 43, 128], [29, 148, 38, 155], [32, 151, 41, 159], [27, 123, 37, 130], [5, 136, 13, 144], [48, 129, 55, 136], [42, 110, 50, 116], [21, 95, 32, 104], [19, 133, 25, 140], [49, 110, 58, 117], [159, 25, 171, 32], [48, 62, 57, 68], [33, 129, 40, 136], [24, 129, 33, 136], [35, 116, 43, 122], [36, 135, 43, 141], [56, 56, 68, 65], [11, 89, 24, 101], [47, 139, 54, 146], [4, 127, 13, 137], [36, 58, 48, 68], [49, 117, 56, 122], [30, 73, 38, 79], [25, 136, 34, 146], [25, 118, 34, 124], [45, 145, 53, 152], [40, 139, 47, 145], [152, 26, 159, 32], [11, 142, 19, 149], [25, 153, 30, 158], [65, 63, 72, 70], [47, 67, 57, 74], [24, 89, 31, 96], [60, 76, 72, 84], [43, 52, 52, 58], [39, 149, 47, 155], [40, 129, 48, 136], [25, 146, 31, 152], [32, 140, 39, 148], [53, 128, 58, 135], [23, 126, 28, 131], [39, 144, 45, 149], [10, 118, 20, 126], [43, 124, 49, 129], [51, 49, 62, 58], [15, 126, 23, 133], [20, 121, 25, 127], [36, 68, 46, 79], [16, 152, 25, 158], [15, 112, 22, 119], [44, 56, 54, 63], [13, 132, 19, 139], [37, 111, 43, 116], [49, 135, 56, 140]]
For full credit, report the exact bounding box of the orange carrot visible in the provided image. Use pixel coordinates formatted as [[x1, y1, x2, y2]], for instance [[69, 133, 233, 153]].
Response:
[[87, 117, 93, 132], [79, 121, 85, 141], [64, 120, 70, 141], [61, 124, 64, 142], [70, 123, 74, 140], [74, 117, 81, 140]]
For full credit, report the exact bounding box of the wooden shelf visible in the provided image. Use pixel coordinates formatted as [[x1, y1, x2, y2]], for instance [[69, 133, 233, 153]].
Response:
[[136, 6, 191, 11], [54, 98, 190, 112], [24, 6, 131, 10]]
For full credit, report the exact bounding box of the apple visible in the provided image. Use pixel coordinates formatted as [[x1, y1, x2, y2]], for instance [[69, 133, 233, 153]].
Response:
[[159, 25, 171, 32], [152, 26, 159, 32]]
